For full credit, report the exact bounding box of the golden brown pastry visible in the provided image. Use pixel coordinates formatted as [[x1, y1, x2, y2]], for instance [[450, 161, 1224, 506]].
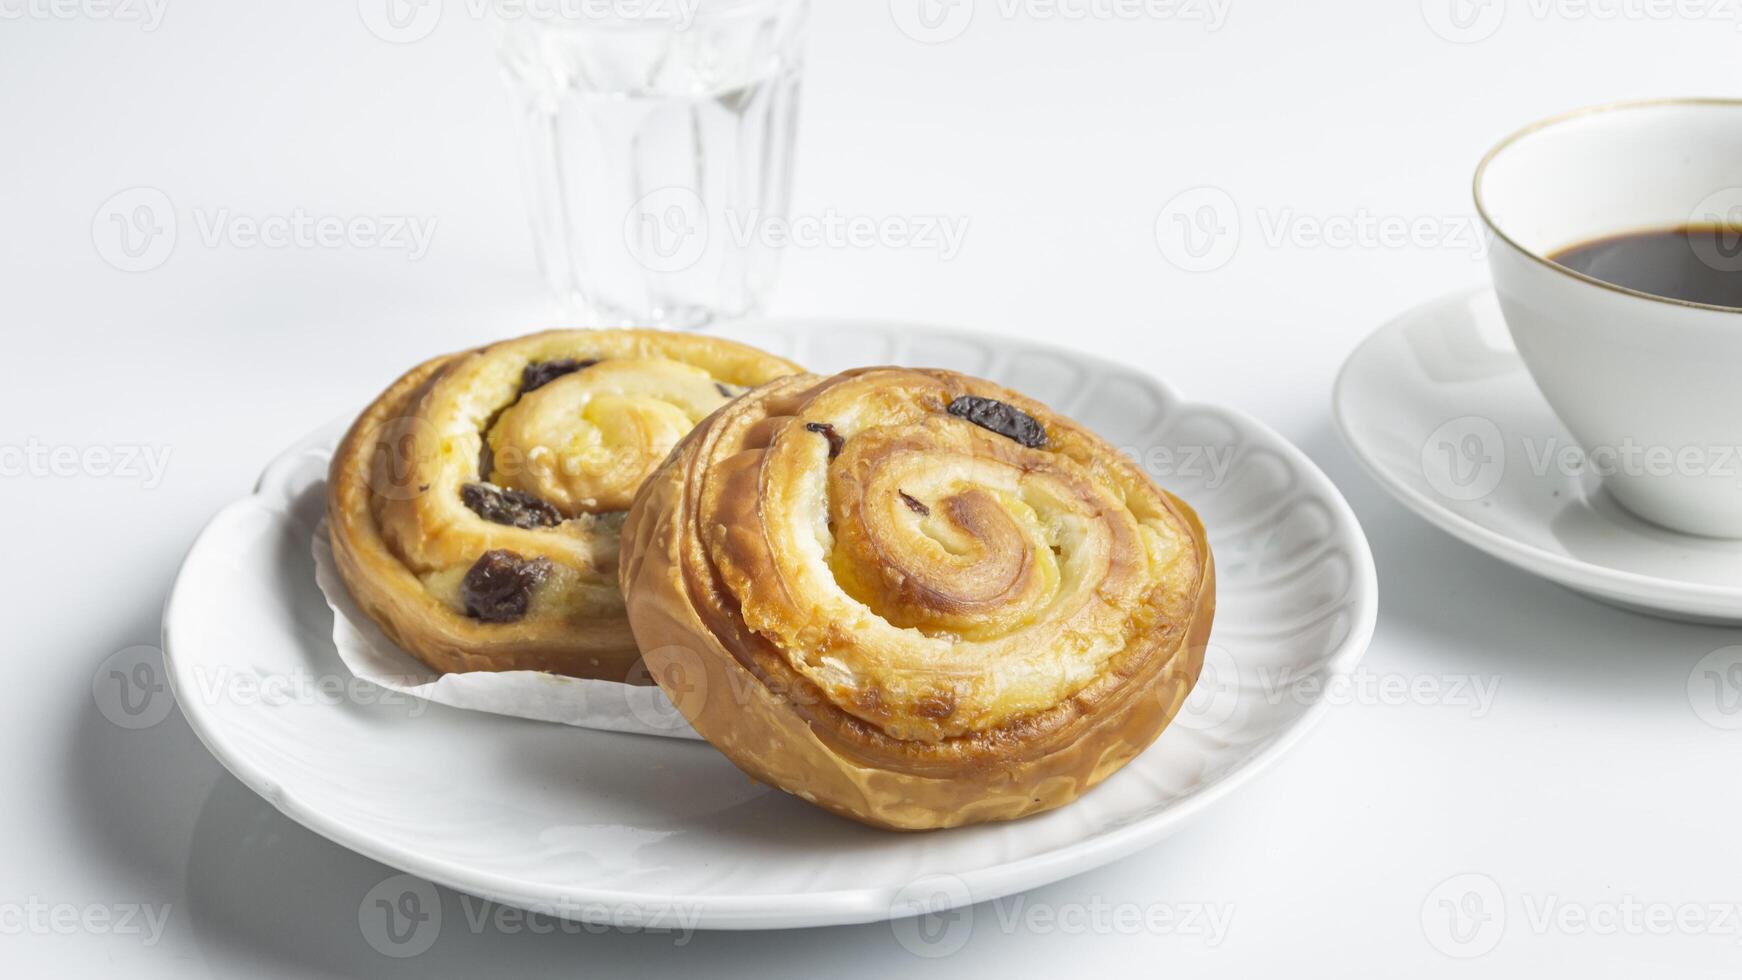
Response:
[[328, 329, 801, 681], [620, 367, 1215, 829]]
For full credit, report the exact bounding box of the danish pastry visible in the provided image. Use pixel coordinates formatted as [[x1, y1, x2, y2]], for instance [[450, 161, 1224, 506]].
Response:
[[327, 329, 801, 681], [619, 367, 1215, 829]]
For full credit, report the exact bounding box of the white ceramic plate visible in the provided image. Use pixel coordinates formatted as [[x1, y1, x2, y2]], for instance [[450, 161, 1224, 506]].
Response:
[[164, 319, 1377, 930], [1334, 288, 1742, 624]]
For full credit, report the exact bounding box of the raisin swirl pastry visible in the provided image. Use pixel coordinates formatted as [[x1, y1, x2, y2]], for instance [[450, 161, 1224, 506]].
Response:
[[327, 330, 801, 681], [620, 367, 1215, 829]]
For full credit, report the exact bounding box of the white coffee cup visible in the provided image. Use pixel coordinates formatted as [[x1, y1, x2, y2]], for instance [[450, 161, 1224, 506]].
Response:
[[1476, 98, 1742, 538]]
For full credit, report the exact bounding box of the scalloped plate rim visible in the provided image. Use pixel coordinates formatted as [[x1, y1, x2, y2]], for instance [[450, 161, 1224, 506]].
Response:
[[162, 317, 1379, 929]]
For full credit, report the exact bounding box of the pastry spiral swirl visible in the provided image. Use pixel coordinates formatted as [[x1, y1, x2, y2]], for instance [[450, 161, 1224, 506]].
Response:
[[620, 367, 1215, 829], [327, 329, 801, 680]]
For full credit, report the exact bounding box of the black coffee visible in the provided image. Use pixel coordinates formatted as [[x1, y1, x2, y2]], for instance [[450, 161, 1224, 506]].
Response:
[[1549, 224, 1742, 308]]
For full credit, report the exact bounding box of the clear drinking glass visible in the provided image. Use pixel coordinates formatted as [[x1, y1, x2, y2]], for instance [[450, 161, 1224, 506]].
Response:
[[495, 0, 808, 330]]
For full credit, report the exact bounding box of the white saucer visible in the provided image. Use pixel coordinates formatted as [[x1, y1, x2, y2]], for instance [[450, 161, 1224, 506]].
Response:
[[164, 319, 1377, 931], [1334, 288, 1742, 624]]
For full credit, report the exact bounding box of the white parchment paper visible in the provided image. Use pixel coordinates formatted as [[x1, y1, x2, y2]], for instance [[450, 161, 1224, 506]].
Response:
[[310, 521, 699, 738]]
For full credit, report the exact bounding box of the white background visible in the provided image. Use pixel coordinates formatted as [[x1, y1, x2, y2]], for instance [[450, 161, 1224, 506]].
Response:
[[6, 0, 1742, 975]]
